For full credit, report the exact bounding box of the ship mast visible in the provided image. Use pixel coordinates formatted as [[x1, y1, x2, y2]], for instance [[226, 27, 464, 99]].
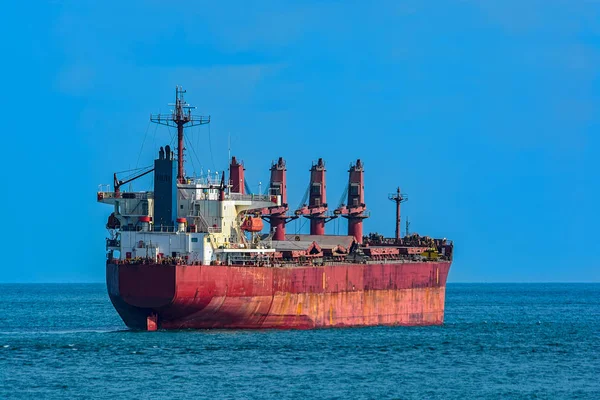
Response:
[[150, 86, 210, 184], [388, 187, 408, 241]]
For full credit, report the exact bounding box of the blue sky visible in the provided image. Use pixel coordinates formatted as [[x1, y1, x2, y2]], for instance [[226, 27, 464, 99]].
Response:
[[1, 1, 598, 282]]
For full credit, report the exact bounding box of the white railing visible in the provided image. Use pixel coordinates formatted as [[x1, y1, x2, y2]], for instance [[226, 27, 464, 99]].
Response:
[[97, 191, 153, 200], [228, 193, 275, 202]]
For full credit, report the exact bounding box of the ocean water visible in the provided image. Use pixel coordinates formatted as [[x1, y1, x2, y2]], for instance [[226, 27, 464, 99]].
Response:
[[0, 284, 598, 399]]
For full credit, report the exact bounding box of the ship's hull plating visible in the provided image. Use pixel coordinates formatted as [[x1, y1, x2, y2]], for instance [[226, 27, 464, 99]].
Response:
[[106, 262, 451, 330]]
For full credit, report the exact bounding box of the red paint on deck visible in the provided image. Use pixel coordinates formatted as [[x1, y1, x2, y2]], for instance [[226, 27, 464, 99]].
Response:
[[107, 261, 451, 330]]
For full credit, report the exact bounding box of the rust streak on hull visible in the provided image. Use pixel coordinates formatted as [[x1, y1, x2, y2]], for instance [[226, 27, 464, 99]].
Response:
[[107, 262, 451, 330]]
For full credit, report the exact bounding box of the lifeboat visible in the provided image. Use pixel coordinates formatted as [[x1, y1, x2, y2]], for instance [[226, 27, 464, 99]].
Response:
[[241, 216, 264, 232]]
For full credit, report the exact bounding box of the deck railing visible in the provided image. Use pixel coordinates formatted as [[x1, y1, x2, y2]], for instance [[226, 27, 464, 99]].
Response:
[[97, 191, 154, 200], [228, 193, 275, 202]]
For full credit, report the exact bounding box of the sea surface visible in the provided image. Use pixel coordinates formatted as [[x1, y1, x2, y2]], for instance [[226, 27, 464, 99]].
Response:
[[0, 284, 598, 399]]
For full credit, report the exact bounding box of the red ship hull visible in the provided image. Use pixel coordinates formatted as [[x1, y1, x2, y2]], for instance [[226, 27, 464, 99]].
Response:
[[107, 261, 451, 330]]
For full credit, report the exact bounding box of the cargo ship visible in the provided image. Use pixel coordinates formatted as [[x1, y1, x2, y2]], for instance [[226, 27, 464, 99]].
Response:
[[97, 87, 453, 330]]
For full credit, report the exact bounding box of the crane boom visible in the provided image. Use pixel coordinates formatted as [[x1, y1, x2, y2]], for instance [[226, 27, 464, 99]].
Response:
[[113, 168, 154, 196]]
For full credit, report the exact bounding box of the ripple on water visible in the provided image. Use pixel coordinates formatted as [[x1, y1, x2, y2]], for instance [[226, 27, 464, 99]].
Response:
[[0, 283, 598, 400]]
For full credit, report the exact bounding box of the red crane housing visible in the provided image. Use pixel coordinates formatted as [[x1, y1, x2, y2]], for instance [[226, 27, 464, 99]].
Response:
[[334, 159, 369, 243], [295, 158, 336, 235], [260, 157, 298, 240]]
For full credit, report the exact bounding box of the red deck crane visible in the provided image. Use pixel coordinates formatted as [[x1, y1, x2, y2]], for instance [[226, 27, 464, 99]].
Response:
[[334, 159, 369, 244], [257, 157, 298, 240], [295, 158, 337, 235]]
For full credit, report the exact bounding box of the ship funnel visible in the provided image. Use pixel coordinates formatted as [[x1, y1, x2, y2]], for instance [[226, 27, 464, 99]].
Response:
[[230, 156, 245, 194], [154, 144, 176, 228]]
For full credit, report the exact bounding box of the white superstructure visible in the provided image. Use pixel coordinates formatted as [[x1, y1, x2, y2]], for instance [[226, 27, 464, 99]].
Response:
[[98, 178, 279, 265], [97, 87, 291, 266]]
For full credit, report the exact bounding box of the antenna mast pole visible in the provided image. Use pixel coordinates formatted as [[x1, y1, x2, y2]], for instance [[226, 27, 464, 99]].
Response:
[[150, 86, 211, 184], [388, 187, 408, 241]]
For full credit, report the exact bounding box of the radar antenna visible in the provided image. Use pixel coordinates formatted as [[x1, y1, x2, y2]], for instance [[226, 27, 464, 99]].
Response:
[[150, 86, 210, 183]]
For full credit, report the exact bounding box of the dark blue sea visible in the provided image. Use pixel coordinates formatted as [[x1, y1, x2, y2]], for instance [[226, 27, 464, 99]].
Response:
[[0, 284, 598, 399]]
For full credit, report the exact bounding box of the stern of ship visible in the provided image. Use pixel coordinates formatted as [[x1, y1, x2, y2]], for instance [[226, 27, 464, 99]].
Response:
[[106, 263, 176, 330]]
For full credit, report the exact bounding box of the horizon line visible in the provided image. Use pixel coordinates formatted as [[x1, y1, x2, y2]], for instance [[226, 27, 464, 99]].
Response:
[[0, 281, 598, 285]]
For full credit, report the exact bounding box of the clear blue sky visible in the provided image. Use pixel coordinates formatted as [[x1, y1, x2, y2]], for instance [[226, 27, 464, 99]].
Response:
[[1, 1, 598, 283]]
